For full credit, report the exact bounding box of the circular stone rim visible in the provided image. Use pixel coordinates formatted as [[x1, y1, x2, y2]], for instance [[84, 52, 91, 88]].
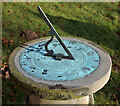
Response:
[[9, 37, 112, 95]]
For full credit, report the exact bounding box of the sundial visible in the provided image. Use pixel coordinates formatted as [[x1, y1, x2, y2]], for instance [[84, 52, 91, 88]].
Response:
[[9, 6, 112, 104]]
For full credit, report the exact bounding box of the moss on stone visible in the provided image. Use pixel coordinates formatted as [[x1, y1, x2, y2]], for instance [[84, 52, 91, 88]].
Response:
[[11, 72, 84, 100]]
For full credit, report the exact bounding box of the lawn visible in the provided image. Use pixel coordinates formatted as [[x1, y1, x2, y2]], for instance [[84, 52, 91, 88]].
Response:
[[2, 2, 120, 104]]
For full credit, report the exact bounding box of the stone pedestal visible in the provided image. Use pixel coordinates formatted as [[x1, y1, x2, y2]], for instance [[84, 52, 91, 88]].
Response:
[[25, 94, 94, 104], [9, 37, 112, 105]]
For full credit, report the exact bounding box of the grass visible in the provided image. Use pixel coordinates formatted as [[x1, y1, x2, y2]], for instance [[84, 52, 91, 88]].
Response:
[[2, 2, 120, 104]]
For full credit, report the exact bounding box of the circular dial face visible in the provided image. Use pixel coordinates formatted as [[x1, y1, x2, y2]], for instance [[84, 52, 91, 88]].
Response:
[[20, 40, 100, 81]]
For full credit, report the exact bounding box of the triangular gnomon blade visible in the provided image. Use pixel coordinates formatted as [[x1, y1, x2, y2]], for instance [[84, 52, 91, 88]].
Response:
[[38, 6, 75, 60]]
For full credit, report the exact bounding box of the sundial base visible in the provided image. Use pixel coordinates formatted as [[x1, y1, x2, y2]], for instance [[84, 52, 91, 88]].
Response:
[[9, 37, 112, 104], [25, 94, 94, 104]]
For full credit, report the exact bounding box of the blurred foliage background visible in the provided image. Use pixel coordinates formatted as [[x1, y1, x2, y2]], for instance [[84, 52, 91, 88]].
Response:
[[2, 2, 120, 104]]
